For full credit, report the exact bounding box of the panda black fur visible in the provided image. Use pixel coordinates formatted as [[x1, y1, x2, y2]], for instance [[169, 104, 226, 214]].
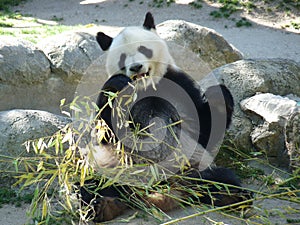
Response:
[[80, 12, 252, 222]]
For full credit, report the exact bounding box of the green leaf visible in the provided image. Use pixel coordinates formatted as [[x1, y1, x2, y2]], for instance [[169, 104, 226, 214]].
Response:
[[37, 161, 44, 172], [60, 98, 66, 107]]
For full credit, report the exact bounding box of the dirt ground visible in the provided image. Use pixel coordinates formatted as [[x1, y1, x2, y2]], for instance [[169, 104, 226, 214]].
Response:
[[1, 0, 300, 224], [11, 0, 300, 62]]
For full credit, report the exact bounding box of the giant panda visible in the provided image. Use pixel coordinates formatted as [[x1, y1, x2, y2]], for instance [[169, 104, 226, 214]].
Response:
[[80, 12, 252, 222]]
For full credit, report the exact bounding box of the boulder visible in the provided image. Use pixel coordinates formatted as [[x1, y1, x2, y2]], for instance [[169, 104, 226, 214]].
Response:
[[0, 33, 103, 114], [0, 37, 59, 112], [250, 122, 289, 166], [0, 36, 50, 86], [38, 32, 101, 81], [241, 93, 297, 124], [0, 109, 71, 169], [210, 59, 300, 102], [240, 93, 298, 166], [285, 108, 300, 169], [157, 20, 243, 70], [202, 59, 300, 150]]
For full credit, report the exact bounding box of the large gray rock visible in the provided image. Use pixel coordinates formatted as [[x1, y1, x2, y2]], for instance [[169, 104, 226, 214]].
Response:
[[0, 33, 103, 114], [0, 36, 50, 85], [0, 37, 59, 112], [157, 20, 243, 70], [38, 32, 101, 81], [285, 109, 300, 170], [250, 122, 289, 166], [241, 93, 297, 124], [241, 93, 298, 166], [0, 109, 71, 169], [203, 59, 300, 150], [210, 59, 300, 102]]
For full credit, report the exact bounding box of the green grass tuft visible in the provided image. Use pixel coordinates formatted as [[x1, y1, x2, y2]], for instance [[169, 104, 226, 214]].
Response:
[[0, 186, 33, 207], [0, 0, 25, 11], [189, 0, 203, 9], [236, 17, 252, 27], [150, 0, 175, 8]]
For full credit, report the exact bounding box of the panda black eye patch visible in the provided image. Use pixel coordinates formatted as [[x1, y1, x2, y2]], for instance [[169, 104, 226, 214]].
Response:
[[138, 46, 153, 58], [118, 53, 127, 70]]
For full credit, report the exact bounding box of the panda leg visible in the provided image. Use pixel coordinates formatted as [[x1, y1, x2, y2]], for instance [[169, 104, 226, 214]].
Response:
[[142, 167, 252, 211], [137, 167, 251, 212], [143, 191, 182, 212], [93, 196, 128, 222], [80, 181, 130, 222], [183, 167, 253, 207], [80, 168, 252, 222]]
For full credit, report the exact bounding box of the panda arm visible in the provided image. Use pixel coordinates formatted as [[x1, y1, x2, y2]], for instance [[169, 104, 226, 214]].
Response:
[[96, 74, 132, 131], [200, 84, 234, 149], [164, 68, 206, 109], [204, 84, 234, 129], [163, 69, 212, 148], [164, 68, 234, 148]]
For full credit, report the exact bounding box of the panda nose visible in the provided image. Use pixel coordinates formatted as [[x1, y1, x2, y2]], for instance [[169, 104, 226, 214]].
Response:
[[129, 63, 143, 73]]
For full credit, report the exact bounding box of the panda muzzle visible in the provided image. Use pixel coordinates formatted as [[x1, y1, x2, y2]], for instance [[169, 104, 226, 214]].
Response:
[[131, 71, 150, 80]]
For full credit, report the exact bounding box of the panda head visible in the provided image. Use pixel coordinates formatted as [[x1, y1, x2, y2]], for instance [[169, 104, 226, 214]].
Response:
[[96, 12, 175, 83]]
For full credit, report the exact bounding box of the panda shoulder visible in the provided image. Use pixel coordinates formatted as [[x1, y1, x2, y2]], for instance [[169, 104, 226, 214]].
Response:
[[163, 67, 204, 100]]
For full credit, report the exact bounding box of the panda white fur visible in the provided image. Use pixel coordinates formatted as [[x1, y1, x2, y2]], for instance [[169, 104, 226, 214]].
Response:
[[98, 12, 175, 80], [80, 12, 251, 222]]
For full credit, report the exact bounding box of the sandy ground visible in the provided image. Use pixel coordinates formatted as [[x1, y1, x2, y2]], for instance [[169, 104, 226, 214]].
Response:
[[1, 0, 300, 224], [0, 205, 31, 225], [11, 0, 300, 62]]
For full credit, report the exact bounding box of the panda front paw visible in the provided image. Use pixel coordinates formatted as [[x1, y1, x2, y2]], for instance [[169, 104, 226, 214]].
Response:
[[93, 197, 128, 222]]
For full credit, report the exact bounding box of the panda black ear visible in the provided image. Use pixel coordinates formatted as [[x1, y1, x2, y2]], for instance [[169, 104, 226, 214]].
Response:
[[96, 32, 113, 51], [143, 12, 155, 30]]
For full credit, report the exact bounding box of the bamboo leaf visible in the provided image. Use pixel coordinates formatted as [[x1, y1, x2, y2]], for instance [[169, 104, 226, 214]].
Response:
[[150, 165, 158, 181], [55, 134, 61, 155], [62, 129, 73, 144], [24, 141, 30, 153], [77, 121, 84, 132], [65, 194, 73, 210], [108, 96, 113, 108], [91, 101, 99, 111], [47, 137, 55, 148], [37, 161, 44, 172], [62, 110, 71, 117], [60, 98, 66, 107], [42, 197, 48, 219], [130, 168, 146, 175], [80, 165, 88, 186], [13, 159, 19, 173], [106, 91, 117, 98], [70, 104, 83, 113], [65, 149, 73, 160]]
